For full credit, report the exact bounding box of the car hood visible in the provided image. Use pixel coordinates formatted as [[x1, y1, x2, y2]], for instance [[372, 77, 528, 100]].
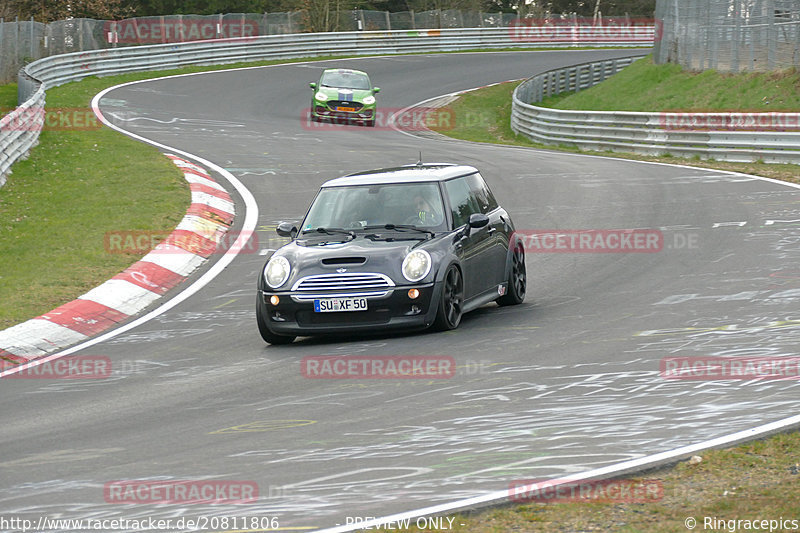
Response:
[[316, 86, 373, 101]]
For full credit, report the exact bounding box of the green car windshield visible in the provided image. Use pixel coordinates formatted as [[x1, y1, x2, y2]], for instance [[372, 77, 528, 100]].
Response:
[[320, 71, 371, 90], [302, 183, 446, 232]]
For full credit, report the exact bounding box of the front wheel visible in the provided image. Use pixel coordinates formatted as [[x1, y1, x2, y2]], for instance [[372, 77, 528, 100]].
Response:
[[498, 244, 526, 306], [256, 300, 296, 345], [433, 265, 464, 331]]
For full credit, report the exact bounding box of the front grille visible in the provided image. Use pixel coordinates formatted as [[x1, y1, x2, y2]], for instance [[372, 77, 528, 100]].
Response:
[[291, 272, 395, 301]]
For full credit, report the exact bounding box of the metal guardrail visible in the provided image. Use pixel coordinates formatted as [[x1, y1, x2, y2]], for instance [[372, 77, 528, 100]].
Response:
[[0, 26, 655, 186], [511, 56, 800, 164]]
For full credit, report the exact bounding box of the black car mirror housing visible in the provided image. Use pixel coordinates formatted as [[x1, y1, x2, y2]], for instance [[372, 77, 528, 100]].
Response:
[[276, 222, 298, 239], [468, 213, 490, 229]]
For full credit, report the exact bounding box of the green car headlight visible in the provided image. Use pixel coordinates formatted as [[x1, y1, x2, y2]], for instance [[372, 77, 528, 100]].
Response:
[[264, 256, 291, 288], [363, 95, 376, 105], [402, 250, 431, 283], [315, 92, 328, 102]]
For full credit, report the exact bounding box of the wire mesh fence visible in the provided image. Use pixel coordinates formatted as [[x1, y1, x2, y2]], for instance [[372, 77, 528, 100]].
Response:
[[654, 0, 800, 72], [0, 10, 522, 84]]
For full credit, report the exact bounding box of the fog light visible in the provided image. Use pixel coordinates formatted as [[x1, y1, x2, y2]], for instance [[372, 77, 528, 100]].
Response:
[[270, 295, 280, 305], [408, 289, 420, 300]]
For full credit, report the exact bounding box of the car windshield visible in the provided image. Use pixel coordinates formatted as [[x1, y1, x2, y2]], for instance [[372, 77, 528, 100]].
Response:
[[301, 183, 447, 232], [319, 71, 371, 90]]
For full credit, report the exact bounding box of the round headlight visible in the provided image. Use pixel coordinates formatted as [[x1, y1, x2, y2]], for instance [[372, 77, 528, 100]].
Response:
[[363, 95, 376, 105], [402, 250, 431, 283], [264, 256, 291, 288], [314, 91, 328, 102]]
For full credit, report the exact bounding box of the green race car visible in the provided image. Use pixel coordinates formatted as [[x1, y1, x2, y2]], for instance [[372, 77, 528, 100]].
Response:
[[309, 68, 380, 127]]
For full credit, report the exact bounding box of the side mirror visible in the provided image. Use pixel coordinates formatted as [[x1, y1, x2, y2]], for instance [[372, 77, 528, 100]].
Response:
[[276, 222, 298, 239], [468, 213, 490, 229], [309, 82, 317, 90], [373, 87, 381, 94]]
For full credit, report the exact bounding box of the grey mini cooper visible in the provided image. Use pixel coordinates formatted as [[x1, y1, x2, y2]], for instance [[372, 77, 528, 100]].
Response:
[[256, 163, 526, 345]]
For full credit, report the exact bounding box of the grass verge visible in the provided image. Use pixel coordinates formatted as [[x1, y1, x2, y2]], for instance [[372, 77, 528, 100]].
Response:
[[540, 56, 800, 112], [0, 97, 189, 330], [376, 431, 800, 532]]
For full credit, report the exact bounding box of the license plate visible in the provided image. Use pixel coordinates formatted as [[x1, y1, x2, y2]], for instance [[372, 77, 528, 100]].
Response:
[[314, 297, 368, 312], [336, 106, 356, 112]]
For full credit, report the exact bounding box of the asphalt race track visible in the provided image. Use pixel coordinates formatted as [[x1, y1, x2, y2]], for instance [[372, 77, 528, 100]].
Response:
[[2, 49, 800, 531]]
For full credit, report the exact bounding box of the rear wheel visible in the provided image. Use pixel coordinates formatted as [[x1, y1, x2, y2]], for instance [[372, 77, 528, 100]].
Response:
[[433, 265, 463, 331], [256, 300, 295, 345], [498, 244, 526, 306]]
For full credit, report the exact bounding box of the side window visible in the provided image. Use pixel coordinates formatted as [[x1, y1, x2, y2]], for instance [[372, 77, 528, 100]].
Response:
[[444, 177, 480, 228], [466, 173, 499, 214]]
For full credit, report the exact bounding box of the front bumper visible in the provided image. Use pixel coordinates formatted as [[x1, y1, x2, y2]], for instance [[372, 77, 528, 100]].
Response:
[[312, 102, 375, 122], [258, 282, 439, 336]]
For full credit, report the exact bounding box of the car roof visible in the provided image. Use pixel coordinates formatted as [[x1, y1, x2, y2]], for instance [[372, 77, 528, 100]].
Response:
[[321, 164, 479, 187]]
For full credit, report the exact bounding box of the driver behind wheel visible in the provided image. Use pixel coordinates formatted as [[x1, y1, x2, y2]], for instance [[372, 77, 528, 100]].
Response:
[[413, 193, 440, 225]]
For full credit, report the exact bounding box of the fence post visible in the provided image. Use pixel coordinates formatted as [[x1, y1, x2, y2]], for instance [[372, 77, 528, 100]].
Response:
[[15, 17, 19, 69], [29, 16, 34, 60], [410, 10, 415, 29], [0, 19, 4, 83], [766, 0, 776, 70]]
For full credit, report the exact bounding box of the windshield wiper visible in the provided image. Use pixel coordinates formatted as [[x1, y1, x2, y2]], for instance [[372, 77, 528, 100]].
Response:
[[363, 224, 435, 238], [301, 227, 356, 240]]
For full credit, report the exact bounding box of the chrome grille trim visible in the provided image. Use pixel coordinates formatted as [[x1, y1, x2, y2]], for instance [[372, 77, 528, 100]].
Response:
[[291, 272, 395, 293]]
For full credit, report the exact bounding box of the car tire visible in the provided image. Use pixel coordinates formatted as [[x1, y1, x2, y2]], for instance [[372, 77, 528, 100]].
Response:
[[256, 300, 296, 345], [366, 119, 375, 127], [433, 265, 463, 331], [498, 243, 526, 306]]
